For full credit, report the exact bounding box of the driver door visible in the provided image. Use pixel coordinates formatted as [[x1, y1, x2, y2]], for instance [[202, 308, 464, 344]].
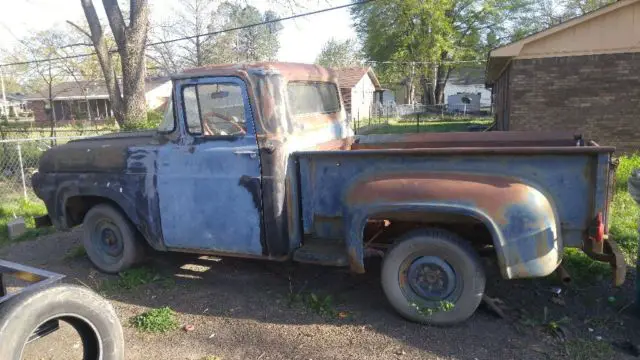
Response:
[[157, 76, 264, 255]]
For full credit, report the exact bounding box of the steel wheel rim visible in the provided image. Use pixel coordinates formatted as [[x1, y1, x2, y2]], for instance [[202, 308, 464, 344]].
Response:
[[91, 219, 124, 262], [406, 256, 456, 301]]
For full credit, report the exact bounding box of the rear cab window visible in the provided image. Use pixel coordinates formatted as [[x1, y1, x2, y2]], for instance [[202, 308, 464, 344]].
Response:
[[287, 81, 340, 116]]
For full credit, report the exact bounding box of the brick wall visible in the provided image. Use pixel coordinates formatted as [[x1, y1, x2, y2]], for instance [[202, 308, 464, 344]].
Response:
[[507, 53, 640, 152]]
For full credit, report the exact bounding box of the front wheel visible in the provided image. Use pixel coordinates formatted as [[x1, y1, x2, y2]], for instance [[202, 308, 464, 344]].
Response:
[[83, 204, 145, 274], [381, 229, 486, 325]]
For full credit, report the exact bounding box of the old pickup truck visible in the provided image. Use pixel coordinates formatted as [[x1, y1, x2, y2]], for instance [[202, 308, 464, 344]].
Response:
[[32, 62, 624, 325]]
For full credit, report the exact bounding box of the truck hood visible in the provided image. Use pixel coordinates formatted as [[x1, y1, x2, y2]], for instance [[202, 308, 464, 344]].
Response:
[[38, 131, 158, 173]]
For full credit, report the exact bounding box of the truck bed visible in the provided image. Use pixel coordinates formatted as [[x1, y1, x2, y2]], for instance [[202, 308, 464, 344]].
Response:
[[291, 131, 615, 277]]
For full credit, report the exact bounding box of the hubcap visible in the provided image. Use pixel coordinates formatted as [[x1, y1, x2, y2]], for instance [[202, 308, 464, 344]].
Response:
[[407, 256, 456, 300], [93, 220, 123, 259]]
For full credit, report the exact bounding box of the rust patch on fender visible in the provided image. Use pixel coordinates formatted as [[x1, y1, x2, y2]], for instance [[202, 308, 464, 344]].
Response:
[[346, 172, 538, 226]]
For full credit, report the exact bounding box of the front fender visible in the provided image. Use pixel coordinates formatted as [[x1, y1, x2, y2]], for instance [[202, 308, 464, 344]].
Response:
[[344, 173, 561, 279], [53, 176, 165, 251]]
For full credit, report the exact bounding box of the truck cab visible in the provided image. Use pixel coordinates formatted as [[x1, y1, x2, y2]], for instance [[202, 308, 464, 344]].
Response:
[[32, 62, 624, 325]]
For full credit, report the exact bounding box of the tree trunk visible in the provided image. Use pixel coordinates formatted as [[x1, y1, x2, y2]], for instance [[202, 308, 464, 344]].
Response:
[[120, 29, 148, 127], [80, 0, 149, 129]]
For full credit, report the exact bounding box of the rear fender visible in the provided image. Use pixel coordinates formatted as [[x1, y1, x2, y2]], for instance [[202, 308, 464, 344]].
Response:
[[343, 173, 561, 279]]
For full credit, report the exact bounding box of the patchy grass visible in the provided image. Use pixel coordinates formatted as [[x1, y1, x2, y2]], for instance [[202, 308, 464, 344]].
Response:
[[0, 196, 49, 246], [130, 307, 179, 333], [64, 245, 87, 260], [562, 248, 612, 284], [289, 291, 337, 317], [199, 356, 223, 360], [360, 118, 493, 135], [565, 338, 614, 360], [101, 267, 173, 293], [610, 154, 640, 261]]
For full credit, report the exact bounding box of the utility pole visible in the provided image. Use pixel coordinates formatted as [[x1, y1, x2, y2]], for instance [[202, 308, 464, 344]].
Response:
[[0, 67, 7, 118]]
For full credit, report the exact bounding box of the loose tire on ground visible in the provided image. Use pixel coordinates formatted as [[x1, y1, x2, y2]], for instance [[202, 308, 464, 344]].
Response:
[[83, 204, 145, 274], [0, 284, 124, 360], [381, 228, 486, 325]]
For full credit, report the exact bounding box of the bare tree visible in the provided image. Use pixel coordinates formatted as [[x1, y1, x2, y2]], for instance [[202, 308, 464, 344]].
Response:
[[75, 0, 149, 128], [5, 31, 69, 140]]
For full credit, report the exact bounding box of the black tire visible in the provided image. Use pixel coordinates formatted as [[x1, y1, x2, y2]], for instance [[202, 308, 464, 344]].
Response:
[[83, 204, 145, 274], [381, 228, 485, 325], [0, 284, 124, 360]]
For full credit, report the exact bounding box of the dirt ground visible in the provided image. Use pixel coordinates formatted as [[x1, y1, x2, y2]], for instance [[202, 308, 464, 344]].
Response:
[[3, 230, 640, 360]]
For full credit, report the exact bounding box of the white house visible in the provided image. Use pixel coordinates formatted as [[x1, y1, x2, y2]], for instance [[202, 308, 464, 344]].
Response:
[[334, 67, 382, 121], [0, 93, 28, 118], [444, 68, 491, 109], [447, 93, 482, 113]]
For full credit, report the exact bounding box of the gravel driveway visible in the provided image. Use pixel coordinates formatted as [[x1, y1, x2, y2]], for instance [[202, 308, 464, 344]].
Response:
[[2, 231, 639, 360]]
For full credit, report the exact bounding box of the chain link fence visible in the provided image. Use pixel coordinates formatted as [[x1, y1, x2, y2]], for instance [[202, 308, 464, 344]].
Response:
[[0, 133, 114, 203], [352, 103, 494, 134]]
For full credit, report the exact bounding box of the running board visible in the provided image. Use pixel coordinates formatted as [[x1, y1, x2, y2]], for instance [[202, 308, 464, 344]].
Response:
[[293, 239, 348, 267]]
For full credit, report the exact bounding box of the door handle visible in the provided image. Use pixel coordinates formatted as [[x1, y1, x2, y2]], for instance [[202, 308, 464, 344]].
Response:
[[233, 150, 258, 159]]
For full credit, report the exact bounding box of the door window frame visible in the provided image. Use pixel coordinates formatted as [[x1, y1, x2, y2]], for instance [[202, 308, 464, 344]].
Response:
[[177, 76, 256, 139]]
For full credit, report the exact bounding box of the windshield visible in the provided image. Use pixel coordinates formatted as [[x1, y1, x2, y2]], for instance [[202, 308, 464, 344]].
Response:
[[158, 97, 175, 132], [287, 81, 340, 116]]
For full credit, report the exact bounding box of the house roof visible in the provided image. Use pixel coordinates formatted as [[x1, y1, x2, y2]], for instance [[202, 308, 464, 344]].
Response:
[[333, 67, 382, 90], [486, 0, 640, 84], [25, 77, 171, 101], [3, 93, 26, 102]]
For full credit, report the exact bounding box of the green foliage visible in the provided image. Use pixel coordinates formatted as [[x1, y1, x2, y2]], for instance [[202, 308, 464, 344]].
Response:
[[0, 197, 48, 246], [353, 1, 508, 80], [101, 267, 171, 293], [315, 38, 361, 68], [289, 291, 337, 317], [562, 248, 611, 284], [565, 338, 614, 360], [120, 112, 159, 131], [130, 307, 179, 333], [361, 118, 493, 134], [609, 155, 640, 260], [411, 301, 455, 317], [65, 245, 87, 260]]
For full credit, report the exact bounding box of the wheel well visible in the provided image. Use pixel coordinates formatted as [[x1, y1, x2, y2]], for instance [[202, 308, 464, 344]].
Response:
[[65, 196, 128, 228], [362, 212, 494, 252]]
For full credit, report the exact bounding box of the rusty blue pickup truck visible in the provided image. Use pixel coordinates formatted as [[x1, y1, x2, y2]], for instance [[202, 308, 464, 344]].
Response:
[[32, 62, 624, 324]]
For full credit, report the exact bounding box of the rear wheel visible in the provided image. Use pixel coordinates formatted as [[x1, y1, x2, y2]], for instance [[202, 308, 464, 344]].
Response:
[[381, 228, 485, 325], [83, 204, 145, 273]]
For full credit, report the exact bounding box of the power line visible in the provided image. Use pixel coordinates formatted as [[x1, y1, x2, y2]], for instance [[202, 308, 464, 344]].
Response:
[[0, 0, 376, 68], [365, 60, 487, 65]]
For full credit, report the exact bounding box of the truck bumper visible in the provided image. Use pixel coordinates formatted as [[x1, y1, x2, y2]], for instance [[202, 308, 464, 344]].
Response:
[[583, 237, 626, 287]]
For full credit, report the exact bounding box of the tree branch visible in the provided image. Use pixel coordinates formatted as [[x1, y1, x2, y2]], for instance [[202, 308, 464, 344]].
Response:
[[66, 20, 92, 39], [101, 0, 126, 47]]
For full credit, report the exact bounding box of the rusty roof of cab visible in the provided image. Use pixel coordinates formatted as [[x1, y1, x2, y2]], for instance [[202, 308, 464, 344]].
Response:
[[172, 62, 337, 83]]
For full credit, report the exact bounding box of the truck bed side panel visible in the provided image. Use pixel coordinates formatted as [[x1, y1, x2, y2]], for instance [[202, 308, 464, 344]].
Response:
[[298, 152, 609, 250]]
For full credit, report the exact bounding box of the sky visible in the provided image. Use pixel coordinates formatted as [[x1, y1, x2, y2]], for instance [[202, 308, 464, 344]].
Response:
[[0, 0, 356, 64]]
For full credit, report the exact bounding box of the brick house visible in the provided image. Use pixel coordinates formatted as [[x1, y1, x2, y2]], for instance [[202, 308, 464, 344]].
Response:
[[486, 0, 640, 152], [25, 77, 171, 124]]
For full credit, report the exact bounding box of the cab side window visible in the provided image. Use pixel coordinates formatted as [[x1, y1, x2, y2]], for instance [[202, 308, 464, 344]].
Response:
[[183, 83, 247, 137]]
